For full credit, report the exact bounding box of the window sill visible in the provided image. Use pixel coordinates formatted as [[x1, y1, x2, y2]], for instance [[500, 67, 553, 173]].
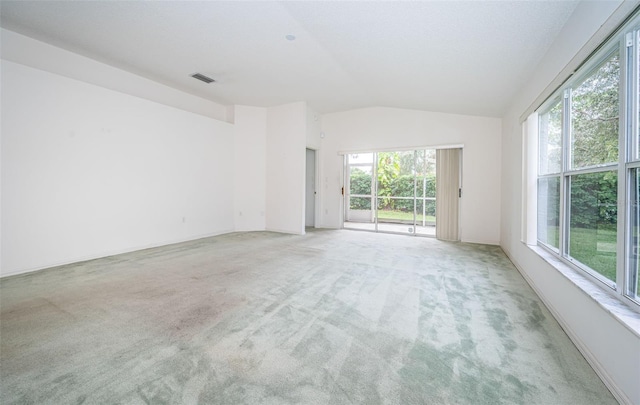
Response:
[[528, 244, 640, 339]]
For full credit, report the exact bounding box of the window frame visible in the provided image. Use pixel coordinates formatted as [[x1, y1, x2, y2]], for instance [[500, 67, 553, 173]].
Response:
[[535, 11, 640, 309], [624, 29, 640, 305]]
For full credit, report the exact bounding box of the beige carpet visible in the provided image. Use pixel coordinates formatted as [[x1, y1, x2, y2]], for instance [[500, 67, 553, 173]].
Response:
[[0, 229, 617, 404]]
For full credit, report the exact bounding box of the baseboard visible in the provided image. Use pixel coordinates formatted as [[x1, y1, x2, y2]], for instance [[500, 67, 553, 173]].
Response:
[[1, 228, 235, 279], [265, 227, 304, 235], [504, 251, 632, 405], [461, 238, 501, 246]]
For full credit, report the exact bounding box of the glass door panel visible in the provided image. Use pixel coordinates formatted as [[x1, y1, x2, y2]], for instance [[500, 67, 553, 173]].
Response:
[[344, 153, 375, 231], [376, 151, 417, 234], [414, 149, 436, 236]]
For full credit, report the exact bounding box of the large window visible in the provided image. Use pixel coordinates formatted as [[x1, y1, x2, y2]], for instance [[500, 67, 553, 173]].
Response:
[[536, 13, 640, 307]]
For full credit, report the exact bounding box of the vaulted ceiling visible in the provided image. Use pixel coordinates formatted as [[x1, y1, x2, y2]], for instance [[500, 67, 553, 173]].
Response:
[[0, 1, 580, 117]]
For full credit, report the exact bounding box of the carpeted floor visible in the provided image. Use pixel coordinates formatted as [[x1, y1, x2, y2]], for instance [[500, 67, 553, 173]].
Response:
[[0, 230, 617, 404]]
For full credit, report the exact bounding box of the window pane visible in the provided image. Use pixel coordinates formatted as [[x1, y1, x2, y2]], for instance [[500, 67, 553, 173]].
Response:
[[415, 198, 436, 221], [349, 166, 371, 196], [627, 168, 640, 301], [349, 196, 371, 211], [568, 171, 617, 282], [637, 32, 640, 161], [570, 52, 620, 169], [539, 101, 562, 175], [537, 177, 560, 249]]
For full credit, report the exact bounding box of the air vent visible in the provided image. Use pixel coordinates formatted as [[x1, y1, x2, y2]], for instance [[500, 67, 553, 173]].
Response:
[[190, 73, 215, 84]]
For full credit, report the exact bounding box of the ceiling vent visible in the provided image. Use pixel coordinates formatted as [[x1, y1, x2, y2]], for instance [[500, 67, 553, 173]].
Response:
[[190, 73, 215, 84]]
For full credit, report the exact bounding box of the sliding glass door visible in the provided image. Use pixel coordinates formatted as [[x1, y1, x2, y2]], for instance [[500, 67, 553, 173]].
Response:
[[345, 153, 376, 231], [344, 149, 437, 236]]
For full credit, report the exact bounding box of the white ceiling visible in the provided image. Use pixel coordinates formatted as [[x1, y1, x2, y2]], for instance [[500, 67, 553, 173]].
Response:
[[0, 1, 580, 117]]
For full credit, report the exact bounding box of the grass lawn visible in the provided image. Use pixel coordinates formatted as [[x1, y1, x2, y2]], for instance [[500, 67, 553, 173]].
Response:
[[377, 209, 435, 223], [568, 225, 617, 282], [545, 225, 640, 297]]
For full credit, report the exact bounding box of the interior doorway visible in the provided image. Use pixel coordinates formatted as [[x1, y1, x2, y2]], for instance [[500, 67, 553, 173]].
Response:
[[343, 148, 459, 239], [305, 148, 316, 227]]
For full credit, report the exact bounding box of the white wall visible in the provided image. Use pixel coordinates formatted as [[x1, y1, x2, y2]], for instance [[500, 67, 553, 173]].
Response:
[[265, 102, 307, 234], [233, 105, 267, 231], [500, 1, 640, 404], [1, 29, 228, 122], [234, 104, 319, 233], [1, 59, 234, 277], [1, 29, 315, 275], [306, 108, 322, 150], [320, 107, 502, 245]]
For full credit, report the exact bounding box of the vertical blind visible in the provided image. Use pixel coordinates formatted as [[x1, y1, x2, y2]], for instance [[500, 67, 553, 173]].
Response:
[[436, 148, 461, 241]]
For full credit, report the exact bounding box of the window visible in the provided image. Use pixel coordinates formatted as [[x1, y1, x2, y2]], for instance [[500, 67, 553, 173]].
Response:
[[539, 99, 562, 175], [538, 99, 562, 250], [536, 12, 640, 307], [537, 176, 560, 250], [627, 168, 640, 300], [567, 171, 617, 283], [570, 52, 620, 170]]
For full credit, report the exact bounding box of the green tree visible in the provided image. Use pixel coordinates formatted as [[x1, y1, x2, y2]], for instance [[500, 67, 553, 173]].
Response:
[[377, 152, 401, 208], [571, 53, 619, 168]]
